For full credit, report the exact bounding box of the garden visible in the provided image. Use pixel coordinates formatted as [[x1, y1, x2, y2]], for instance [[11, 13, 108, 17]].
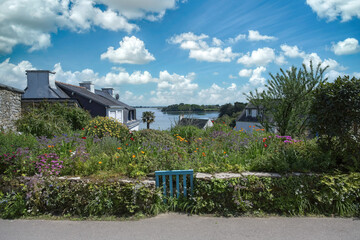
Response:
[[1, 74, 359, 219]]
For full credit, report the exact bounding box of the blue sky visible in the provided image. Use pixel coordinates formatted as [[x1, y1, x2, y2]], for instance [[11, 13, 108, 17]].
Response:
[[0, 0, 359, 106]]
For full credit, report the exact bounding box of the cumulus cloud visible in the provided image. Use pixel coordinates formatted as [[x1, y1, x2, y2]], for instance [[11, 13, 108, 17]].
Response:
[[0, 0, 182, 54], [249, 66, 267, 86], [237, 47, 276, 66], [280, 44, 306, 58], [302, 52, 346, 71], [228, 34, 246, 44], [248, 30, 276, 41], [0, 58, 35, 89], [150, 71, 199, 104], [238, 69, 253, 77], [101, 36, 155, 64], [169, 32, 239, 62], [331, 38, 360, 55], [306, 0, 360, 22]]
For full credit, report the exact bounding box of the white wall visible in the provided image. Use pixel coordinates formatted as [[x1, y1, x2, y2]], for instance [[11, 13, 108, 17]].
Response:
[[106, 109, 123, 123]]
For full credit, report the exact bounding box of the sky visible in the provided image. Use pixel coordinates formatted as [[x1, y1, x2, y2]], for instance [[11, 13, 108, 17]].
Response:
[[0, 0, 359, 106]]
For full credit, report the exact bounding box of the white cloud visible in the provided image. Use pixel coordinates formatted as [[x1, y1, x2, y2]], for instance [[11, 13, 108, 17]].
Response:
[[101, 36, 155, 64], [0, 58, 35, 89], [248, 30, 276, 41], [98, 0, 177, 20], [332, 38, 360, 55], [306, 0, 360, 22], [104, 70, 156, 85], [0, 0, 183, 54], [302, 52, 345, 71], [168, 32, 209, 44], [228, 74, 237, 79], [238, 69, 253, 77], [150, 71, 199, 105], [212, 37, 223, 46], [169, 32, 239, 62], [228, 34, 246, 44], [237, 47, 276, 66], [280, 44, 306, 58], [249, 66, 267, 86]]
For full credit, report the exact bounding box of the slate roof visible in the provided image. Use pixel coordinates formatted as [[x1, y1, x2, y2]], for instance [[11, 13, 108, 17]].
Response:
[[178, 118, 210, 129], [95, 89, 134, 110], [0, 83, 24, 94], [236, 110, 260, 122], [56, 82, 126, 108]]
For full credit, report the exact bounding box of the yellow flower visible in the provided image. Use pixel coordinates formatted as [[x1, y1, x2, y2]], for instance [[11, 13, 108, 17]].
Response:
[[132, 155, 136, 158], [141, 151, 145, 154], [99, 161, 102, 164]]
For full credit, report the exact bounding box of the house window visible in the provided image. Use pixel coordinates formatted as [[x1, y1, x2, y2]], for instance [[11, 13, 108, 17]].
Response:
[[109, 111, 116, 119], [247, 109, 252, 117], [252, 109, 257, 118]]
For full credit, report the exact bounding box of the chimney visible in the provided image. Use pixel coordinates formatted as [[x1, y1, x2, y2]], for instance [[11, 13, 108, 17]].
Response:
[[79, 81, 95, 93], [101, 88, 114, 98], [23, 70, 57, 98]]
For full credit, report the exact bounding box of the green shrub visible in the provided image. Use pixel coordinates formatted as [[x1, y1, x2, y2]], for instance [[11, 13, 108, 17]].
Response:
[[135, 129, 177, 147], [16, 102, 91, 137], [170, 125, 203, 141], [0, 191, 26, 219], [84, 116, 130, 141]]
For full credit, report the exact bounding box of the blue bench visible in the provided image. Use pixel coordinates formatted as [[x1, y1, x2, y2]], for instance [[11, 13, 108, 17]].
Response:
[[155, 170, 194, 199]]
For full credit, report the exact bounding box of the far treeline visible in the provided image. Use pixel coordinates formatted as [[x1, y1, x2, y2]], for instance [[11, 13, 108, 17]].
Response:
[[161, 103, 220, 112]]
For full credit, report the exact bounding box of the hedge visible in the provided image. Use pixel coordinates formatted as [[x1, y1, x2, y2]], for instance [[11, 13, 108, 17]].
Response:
[[1, 173, 359, 219]]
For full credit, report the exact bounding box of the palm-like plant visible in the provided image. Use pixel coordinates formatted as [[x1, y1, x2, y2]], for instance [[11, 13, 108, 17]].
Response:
[[142, 111, 155, 129]]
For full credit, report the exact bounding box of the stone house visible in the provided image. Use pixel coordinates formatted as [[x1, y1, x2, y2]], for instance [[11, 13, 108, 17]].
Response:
[[22, 70, 140, 131], [234, 103, 277, 133], [0, 83, 24, 131]]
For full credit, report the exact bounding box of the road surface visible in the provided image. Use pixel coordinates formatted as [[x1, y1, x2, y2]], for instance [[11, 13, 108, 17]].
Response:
[[1, 213, 359, 240]]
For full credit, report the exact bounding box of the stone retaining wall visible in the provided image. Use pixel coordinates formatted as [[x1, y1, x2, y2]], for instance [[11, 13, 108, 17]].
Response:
[[0, 88, 22, 131]]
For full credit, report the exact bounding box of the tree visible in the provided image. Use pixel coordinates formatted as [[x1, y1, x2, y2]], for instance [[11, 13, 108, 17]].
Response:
[[309, 76, 360, 169], [246, 61, 327, 136], [142, 111, 155, 129]]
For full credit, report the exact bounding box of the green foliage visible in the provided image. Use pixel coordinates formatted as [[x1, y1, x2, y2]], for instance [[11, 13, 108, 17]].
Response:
[[162, 103, 219, 112], [1, 173, 359, 219], [218, 102, 246, 118], [247, 62, 327, 136], [310, 76, 360, 171], [171, 125, 204, 141], [85, 116, 130, 141], [0, 177, 162, 218], [0, 131, 38, 156], [141, 111, 155, 129], [0, 191, 26, 219], [16, 102, 91, 137]]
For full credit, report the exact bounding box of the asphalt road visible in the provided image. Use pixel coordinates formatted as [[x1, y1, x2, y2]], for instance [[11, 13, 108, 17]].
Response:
[[1, 213, 359, 240]]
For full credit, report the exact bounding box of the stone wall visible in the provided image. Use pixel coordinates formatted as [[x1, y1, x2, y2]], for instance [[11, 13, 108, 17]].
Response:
[[0, 88, 22, 131]]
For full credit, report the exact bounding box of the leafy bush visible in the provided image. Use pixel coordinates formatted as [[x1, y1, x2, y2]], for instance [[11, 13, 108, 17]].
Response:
[[16, 102, 91, 137], [1, 173, 359, 219], [310, 76, 360, 171], [84, 116, 130, 141], [170, 125, 204, 141], [0, 191, 26, 219]]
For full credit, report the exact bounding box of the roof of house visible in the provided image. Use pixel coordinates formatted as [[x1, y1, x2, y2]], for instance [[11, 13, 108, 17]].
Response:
[[56, 82, 128, 109], [0, 83, 24, 94], [178, 118, 211, 129], [236, 110, 260, 122], [95, 89, 134, 110]]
